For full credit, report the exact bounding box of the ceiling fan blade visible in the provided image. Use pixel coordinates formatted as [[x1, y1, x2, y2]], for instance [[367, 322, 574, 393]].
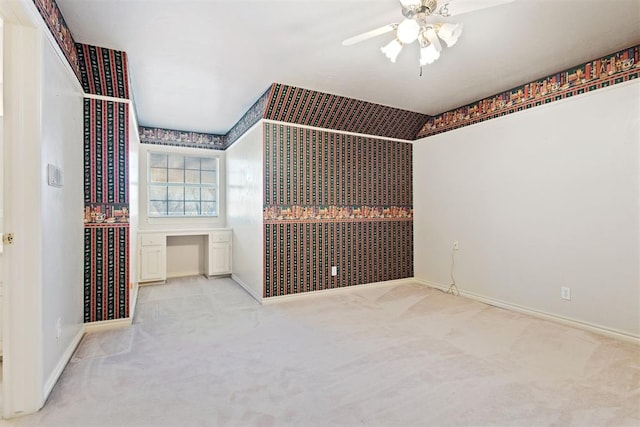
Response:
[[442, 0, 515, 16], [342, 24, 397, 46]]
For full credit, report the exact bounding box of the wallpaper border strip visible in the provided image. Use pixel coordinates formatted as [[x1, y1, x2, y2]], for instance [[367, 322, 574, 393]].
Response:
[[416, 45, 640, 138]]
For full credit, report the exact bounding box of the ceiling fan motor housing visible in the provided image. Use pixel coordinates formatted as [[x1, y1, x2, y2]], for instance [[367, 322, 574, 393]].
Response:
[[402, 0, 439, 20]]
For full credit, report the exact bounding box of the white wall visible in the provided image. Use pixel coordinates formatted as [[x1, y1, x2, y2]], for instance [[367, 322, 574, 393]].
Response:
[[414, 81, 640, 338], [166, 235, 206, 277], [226, 123, 263, 300], [40, 31, 84, 393]]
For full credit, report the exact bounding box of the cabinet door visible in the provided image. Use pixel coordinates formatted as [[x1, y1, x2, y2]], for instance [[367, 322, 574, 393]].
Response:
[[139, 245, 166, 282], [210, 243, 231, 275]]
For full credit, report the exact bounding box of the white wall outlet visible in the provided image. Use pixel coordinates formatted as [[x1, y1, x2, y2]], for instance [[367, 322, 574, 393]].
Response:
[[561, 286, 571, 300], [331, 266, 337, 276], [56, 317, 62, 339], [453, 241, 460, 251]]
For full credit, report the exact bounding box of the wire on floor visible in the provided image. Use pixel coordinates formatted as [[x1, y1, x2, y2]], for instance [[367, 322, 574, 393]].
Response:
[[445, 246, 460, 296]]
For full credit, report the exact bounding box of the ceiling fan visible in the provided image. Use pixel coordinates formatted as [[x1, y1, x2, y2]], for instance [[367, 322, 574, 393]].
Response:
[[342, 0, 515, 66]]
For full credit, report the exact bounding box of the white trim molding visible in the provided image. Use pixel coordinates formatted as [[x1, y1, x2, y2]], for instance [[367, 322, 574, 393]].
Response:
[[414, 278, 640, 345], [262, 119, 414, 144], [83, 93, 130, 104], [231, 274, 262, 304], [260, 278, 415, 305], [83, 317, 132, 334], [43, 326, 84, 400]]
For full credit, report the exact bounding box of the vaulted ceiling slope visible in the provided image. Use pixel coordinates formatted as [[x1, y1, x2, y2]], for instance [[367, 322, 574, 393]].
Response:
[[55, 0, 640, 136]]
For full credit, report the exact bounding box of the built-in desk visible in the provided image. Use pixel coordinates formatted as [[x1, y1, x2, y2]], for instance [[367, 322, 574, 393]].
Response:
[[138, 228, 232, 283]]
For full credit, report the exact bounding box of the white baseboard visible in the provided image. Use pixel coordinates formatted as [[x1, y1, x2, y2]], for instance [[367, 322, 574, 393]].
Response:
[[414, 278, 640, 345], [83, 317, 132, 334], [261, 278, 415, 305], [231, 274, 263, 304], [43, 326, 84, 401], [42, 315, 134, 405]]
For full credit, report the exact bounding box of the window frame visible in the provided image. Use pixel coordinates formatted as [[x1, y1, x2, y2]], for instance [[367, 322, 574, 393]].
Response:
[[146, 149, 220, 219]]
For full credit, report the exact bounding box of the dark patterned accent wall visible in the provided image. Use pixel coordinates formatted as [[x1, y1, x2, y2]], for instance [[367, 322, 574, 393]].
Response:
[[263, 123, 413, 298], [83, 99, 130, 321], [76, 44, 130, 99], [263, 84, 429, 141], [32, 0, 81, 79], [83, 99, 128, 206], [84, 226, 129, 322], [417, 45, 640, 138]]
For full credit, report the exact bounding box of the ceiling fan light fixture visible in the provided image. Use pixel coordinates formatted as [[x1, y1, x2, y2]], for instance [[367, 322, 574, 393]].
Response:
[[424, 26, 443, 52], [381, 39, 404, 63], [396, 18, 421, 44], [419, 42, 440, 65], [437, 22, 463, 47]]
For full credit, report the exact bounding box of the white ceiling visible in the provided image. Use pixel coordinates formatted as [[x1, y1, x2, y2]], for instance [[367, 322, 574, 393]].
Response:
[[56, 0, 640, 135]]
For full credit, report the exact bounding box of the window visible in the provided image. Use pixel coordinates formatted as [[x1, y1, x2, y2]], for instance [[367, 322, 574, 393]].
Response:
[[148, 152, 218, 217]]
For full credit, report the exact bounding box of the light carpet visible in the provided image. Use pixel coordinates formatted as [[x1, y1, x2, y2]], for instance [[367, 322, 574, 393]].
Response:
[[6, 276, 640, 426]]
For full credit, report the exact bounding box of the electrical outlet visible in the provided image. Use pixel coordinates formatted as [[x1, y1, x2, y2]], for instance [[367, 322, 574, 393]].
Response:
[[561, 286, 571, 301], [453, 241, 460, 251], [331, 266, 337, 276], [56, 317, 62, 339]]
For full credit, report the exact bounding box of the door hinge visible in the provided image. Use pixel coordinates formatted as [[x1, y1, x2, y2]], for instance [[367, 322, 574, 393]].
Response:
[[3, 233, 14, 245]]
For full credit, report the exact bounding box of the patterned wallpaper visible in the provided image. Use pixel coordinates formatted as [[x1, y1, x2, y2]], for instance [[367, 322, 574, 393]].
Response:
[[83, 99, 130, 322], [32, 0, 81, 79], [417, 45, 640, 138], [263, 84, 428, 141], [84, 226, 129, 322], [264, 221, 413, 297], [264, 124, 413, 209], [77, 44, 130, 99], [139, 126, 225, 150], [263, 123, 413, 297], [83, 100, 129, 206]]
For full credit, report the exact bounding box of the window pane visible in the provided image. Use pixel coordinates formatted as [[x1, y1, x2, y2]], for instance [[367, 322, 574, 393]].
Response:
[[201, 188, 216, 202], [149, 153, 167, 168], [202, 202, 216, 216], [150, 167, 167, 183], [185, 202, 200, 216], [201, 158, 216, 171], [202, 171, 216, 185], [185, 187, 200, 201], [168, 154, 184, 169], [148, 152, 218, 218], [168, 168, 184, 183], [149, 186, 167, 201], [185, 170, 200, 184], [168, 201, 183, 216], [149, 201, 167, 216], [168, 187, 184, 201], [185, 157, 200, 170]]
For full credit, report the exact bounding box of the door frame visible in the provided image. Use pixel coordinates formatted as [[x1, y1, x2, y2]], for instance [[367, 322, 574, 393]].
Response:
[[0, 0, 46, 418]]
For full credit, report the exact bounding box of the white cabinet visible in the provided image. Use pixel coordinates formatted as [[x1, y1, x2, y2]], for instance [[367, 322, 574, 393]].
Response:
[[138, 229, 232, 281], [209, 230, 232, 276], [139, 233, 166, 282]]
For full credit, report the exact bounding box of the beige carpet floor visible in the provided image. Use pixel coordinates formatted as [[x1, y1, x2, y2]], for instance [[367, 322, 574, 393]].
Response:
[[5, 276, 640, 426]]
